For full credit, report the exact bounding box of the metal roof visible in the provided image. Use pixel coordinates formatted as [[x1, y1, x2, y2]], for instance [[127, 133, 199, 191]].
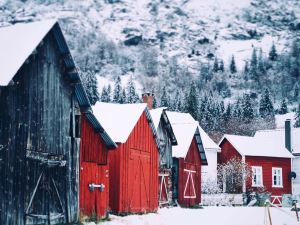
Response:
[[195, 128, 208, 165]]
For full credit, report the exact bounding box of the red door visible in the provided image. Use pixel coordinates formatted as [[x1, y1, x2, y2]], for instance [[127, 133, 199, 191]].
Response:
[[128, 148, 150, 212], [159, 174, 169, 205], [80, 163, 109, 219]]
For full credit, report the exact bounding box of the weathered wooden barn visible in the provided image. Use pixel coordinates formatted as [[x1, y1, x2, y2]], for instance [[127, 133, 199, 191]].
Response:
[[149, 107, 177, 206], [166, 111, 208, 207], [218, 134, 293, 205], [79, 113, 117, 219], [0, 20, 98, 225], [92, 102, 160, 214]]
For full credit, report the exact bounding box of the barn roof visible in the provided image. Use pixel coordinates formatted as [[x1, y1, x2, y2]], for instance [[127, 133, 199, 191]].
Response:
[[254, 128, 300, 154], [166, 111, 208, 165], [92, 102, 161, 149], [149, 107, 177, 145], [219, 134, 294, 158], [0, 20, 116, 149]]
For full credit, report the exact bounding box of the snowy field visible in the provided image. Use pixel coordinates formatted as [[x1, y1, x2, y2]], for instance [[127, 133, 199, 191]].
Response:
[[87, 207, 300, 225]]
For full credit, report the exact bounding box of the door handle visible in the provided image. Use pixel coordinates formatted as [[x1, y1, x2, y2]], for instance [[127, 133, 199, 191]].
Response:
[[89, 183, 105, 192]]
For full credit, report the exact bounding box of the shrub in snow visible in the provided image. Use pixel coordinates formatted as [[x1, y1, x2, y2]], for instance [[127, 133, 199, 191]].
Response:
[[217, 157, 251, 194]]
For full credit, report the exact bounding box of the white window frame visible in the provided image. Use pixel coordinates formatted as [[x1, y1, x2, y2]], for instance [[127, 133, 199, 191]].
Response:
[[272, 167, 283, 188], [252, 166, 263, 187]]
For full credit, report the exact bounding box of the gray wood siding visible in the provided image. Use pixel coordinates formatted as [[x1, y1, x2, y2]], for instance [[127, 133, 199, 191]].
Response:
[[157, 121, 172, 169], [0, 32, 79, 225]]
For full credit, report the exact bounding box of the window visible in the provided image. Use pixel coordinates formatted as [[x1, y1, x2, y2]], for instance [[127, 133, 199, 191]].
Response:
[[252, 166, 263, 187], [272, 168, 283, 187]]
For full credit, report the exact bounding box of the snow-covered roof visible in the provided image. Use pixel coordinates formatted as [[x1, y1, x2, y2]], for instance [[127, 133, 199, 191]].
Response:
[[197, 125, 221, 152], [275, 112, 296, 128], [219, 134, 294, 158], [92, 102, 147, 143], [149, 107, 167, 129], [254, 128, 300, 154], [166, 111, 199, 158], [0, 20, 57, 86]]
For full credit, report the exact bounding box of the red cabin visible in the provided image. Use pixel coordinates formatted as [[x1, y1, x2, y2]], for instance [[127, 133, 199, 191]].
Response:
[[218, 134, 294, 205], [92, 102, 160, 214], [79, 112, 117, 219], [166, 112, 208, 207]]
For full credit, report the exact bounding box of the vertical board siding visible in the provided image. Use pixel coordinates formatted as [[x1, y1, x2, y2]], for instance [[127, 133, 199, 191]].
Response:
[[246, 156, 292, 195], [218, 139, 242, 164], [79, 115, 109, 219], [177, 137, 202, 207], [0, 32, 79, 225], [109, 111, 159, 214]]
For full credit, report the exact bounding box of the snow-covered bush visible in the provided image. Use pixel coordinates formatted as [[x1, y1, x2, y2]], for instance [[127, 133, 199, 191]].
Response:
[[217, 157, 251, 194]]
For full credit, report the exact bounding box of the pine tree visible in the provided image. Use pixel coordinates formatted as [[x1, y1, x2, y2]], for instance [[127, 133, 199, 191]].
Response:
[[106, 84, 112, 102], [257, 48, 266, 75], [295, 103, 300, 128], [224, 103, 232, 122], [113, 76, 122, 103], [81, 71, 99, 105], [126, 77, 138, 103], [185, 81, 199, 120], [242, 94, 254, 123], [259, 89, 275, 120], [269, 42, 278, 61], [100, 86, 110, 102], [160, 86, 169, 107], [172, 90, 183, 111], [219, 59, 225, 72], [250, 48, 258, 81], [244, 61, 249, 74], [279, 99, 288, 114], [120, 89, 126, 104], [230, 55, 237, 73], [213, 57, 219, 72]]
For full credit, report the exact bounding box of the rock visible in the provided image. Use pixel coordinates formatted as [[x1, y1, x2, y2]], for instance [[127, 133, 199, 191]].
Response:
[[124, 35, 142, 46], [198, 37, 209, 44]]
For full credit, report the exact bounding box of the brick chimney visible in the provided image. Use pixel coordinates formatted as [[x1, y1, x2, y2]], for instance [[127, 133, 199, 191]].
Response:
[[285, 119, 292, 152], [142, 93, 154, 110]]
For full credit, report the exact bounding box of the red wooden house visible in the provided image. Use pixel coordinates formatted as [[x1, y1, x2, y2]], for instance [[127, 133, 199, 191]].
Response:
[[79, 112, 117, 219], [92, 102, 160, 214], [166, 112, 208, 207], [218, 134, 294, 205]]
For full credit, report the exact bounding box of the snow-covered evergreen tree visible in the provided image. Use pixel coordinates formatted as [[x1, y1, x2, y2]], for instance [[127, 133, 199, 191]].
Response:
[[113, 76, 122, 103], [120, 89, 127, 104], [185, 81, 199, 120], [160, 86, 169, 107], [259, 89, 275, 120], [81, 71, 99, 105], [242, 94, 254, 123], [250, 48, 258, 81], [269, 42, 278, 61], [278, 98, 288, 115], [219, 59, 225, 72], [257, 48, 266, 75], [213, 57, 219, 72], [100, 86, 110, 102], [230, 55, 237, 74], [126, 76, 139, 103]]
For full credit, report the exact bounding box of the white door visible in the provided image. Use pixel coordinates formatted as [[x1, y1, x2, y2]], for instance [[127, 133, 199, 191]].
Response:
[[293, 157, 300, 195]]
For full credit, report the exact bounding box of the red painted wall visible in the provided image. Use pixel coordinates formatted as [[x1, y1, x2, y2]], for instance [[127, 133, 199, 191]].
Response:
[[219, 138, 292, 198], [178, 137, 202, 207], [246, 156, 292, 196], [218, 139, 242, 164], [80, 115, 110, 219], [108, 111, 159, 214]]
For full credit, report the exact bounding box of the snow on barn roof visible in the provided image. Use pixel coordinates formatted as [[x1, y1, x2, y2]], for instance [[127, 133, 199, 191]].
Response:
[[149, 107, 167, 129], [92, 102, 149, 143], [166, 111, 199, 158], [197, 125, 221, 152], [219, 134, 294, 158], [0, 19, 57, 86], [165, 111, 208, 165], [149, 107, 177, 145], [254, 128, 300, 154]]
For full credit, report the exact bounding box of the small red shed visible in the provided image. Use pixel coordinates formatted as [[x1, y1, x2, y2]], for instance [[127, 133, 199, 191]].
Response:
[[218, 134, 294, 205], [166, 112, 208, 207], [79, 112, 117, 219], [92, 102, 160, 214]]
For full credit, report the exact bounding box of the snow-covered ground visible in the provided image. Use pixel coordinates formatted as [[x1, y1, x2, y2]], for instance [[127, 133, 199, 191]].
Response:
[[87, 207, 299, 225]]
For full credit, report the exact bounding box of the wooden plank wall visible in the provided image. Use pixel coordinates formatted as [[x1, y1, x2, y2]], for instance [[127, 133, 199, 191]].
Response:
[[0, 32, 79, 225], [108, 111, 159, 214]]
